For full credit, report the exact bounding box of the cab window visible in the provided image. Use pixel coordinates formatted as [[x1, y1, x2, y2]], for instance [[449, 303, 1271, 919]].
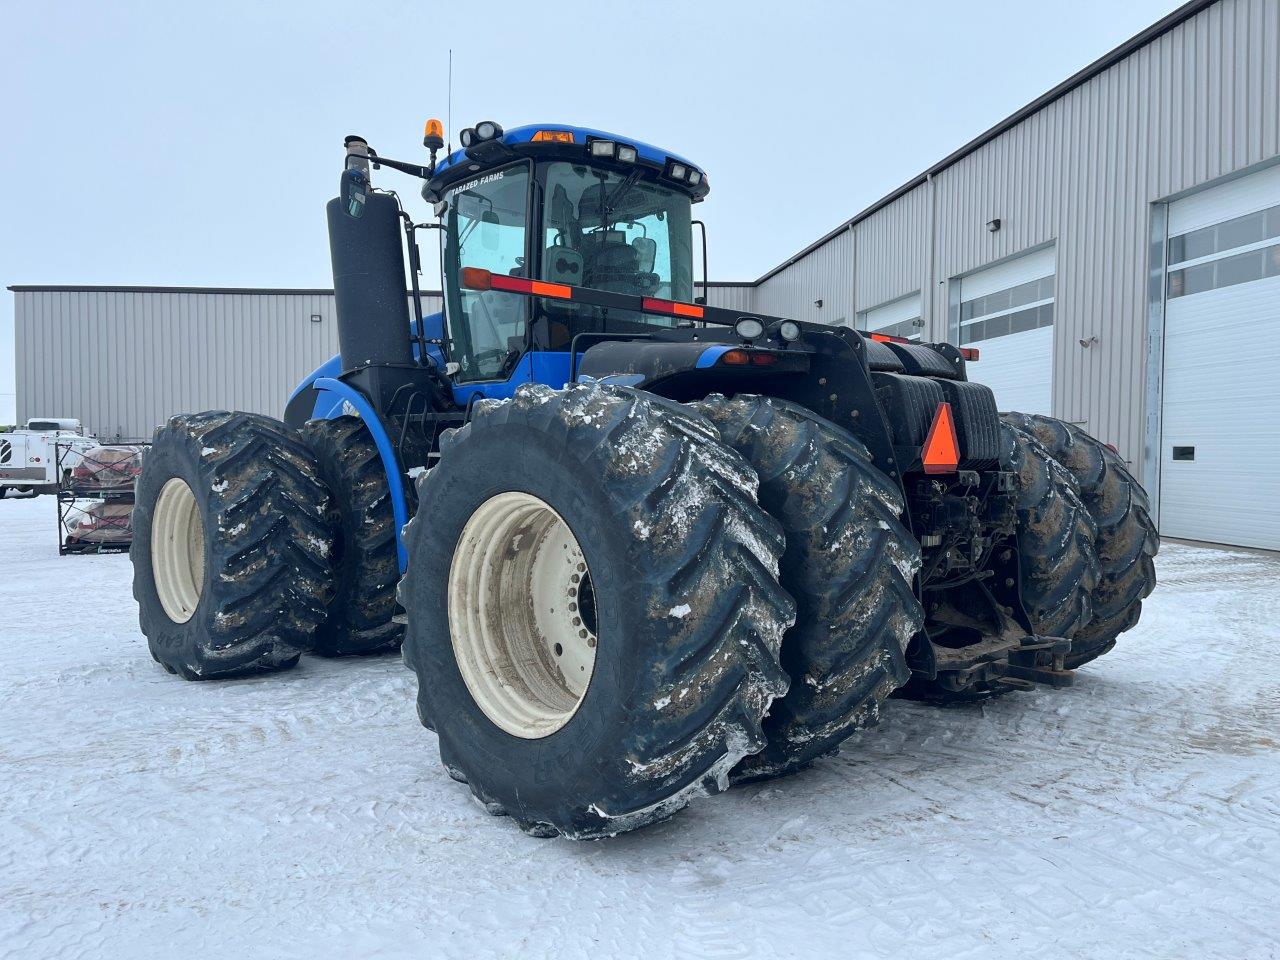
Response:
[[539, 161, 693, 348], [443, 165, 531, 382]]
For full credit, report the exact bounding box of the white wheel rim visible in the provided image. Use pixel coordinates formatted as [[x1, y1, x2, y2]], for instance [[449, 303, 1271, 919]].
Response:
[[151, 477, 206, 624], [448, 492, 598, 739]]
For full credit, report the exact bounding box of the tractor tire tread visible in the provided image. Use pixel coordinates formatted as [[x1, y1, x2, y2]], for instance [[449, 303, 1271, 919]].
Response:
[[692, 394, 923, 780]]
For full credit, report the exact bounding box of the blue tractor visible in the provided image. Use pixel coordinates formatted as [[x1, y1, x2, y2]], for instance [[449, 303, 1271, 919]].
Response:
[[131, 121, 1157, 839]]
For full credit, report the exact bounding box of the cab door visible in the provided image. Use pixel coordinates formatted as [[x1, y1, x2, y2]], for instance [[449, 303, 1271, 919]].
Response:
[[442, 162, 539, 405]]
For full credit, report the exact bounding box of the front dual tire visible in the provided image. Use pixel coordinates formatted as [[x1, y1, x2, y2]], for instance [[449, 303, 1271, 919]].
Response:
[[401, 383, 795, 839], [132, 411, 334, 680]]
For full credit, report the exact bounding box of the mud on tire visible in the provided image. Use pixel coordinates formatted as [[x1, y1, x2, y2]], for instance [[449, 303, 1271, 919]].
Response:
[[1003, 413, 1157, 668], [132, 411, 334, 679], [302, 416, 403, 656], [693, 394, 922, 780], [1001, 421, 1101, 641], [399, 383, 794, 839]]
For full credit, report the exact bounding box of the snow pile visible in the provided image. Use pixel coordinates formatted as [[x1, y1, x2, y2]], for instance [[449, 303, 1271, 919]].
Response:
[[1, 495, 1277, 959]]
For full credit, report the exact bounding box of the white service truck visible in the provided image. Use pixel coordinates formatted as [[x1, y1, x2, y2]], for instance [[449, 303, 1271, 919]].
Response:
[[0, 419, 98, 497]]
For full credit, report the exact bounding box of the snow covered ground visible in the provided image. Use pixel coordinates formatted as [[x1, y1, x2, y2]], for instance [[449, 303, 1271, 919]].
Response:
[[2, 494, 1278, 960]]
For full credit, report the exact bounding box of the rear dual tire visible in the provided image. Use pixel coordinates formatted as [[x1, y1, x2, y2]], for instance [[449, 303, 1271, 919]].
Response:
[[1002, 413, 1158, 668]]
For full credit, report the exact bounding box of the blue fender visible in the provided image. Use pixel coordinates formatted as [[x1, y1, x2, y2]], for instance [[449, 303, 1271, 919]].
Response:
[[312, 376, 410, 574]]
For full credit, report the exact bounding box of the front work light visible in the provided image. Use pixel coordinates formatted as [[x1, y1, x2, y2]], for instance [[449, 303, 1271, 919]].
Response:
[[458, 127, 476, 148], [670, 163, 688, 180], [778, 320, 800, 342], [590, 140, 616, 158], [617, 145, 637, 163], [735, 317, 765, 340], [474, 120, 503, 141]]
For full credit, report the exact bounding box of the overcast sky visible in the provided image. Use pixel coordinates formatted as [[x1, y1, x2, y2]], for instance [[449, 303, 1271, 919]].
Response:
[[0, 0, 1182, 424]]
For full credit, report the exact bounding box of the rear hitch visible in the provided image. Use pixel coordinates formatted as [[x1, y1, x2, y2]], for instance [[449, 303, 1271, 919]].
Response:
[[927, 629, 1075, 694]]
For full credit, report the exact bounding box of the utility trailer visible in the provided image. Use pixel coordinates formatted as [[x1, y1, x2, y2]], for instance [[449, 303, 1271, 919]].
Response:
[[130, 120, 1158, 839]]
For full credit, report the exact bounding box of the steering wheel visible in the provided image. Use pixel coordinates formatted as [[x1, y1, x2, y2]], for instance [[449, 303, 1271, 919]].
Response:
[[470, 348, 515, 377]]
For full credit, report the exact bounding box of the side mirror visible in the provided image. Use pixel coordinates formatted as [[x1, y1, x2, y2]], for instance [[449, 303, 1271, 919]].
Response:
[[340, 168, 369, 219]]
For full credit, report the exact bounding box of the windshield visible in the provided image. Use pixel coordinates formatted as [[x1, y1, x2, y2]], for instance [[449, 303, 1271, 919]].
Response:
[[442, 164, 531, 382], [539, 161, 694, 347]]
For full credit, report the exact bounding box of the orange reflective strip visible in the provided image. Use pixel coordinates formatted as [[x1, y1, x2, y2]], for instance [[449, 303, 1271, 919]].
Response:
[[528, 279, 573, 298], [922, 402, 960, 474], [487, 274, 573, 299], [642, 296, 704, 319]]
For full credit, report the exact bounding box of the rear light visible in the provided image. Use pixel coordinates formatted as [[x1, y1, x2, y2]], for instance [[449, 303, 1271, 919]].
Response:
[[718, 350, 779, 367], [959, 347, 980, 361]]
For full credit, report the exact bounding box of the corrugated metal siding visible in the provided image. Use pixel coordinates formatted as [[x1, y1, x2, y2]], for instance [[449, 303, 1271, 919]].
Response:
[[702, 284, 757, 312], [854, 183, 932, 324], [14, 290, 442, 439], [754, 228, 854, 326], [752, 0, 1280, 478]]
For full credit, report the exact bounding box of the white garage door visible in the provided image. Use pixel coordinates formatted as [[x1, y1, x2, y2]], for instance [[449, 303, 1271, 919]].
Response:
[[859, 292, 924, 341], [955, 245, 1056, 415], [1160, 163, 1280, 550]]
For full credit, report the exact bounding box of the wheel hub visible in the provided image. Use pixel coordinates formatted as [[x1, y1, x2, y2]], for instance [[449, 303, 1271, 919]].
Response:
[[448, 492, 598, 739], [151, 477, 205, 624]]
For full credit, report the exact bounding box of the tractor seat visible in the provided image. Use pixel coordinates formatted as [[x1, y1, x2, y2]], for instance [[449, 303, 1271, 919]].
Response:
[[581, 233, 658, 296]]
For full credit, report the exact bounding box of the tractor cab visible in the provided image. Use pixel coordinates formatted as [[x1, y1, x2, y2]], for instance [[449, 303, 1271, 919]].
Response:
[[423, 124, 709, 392]]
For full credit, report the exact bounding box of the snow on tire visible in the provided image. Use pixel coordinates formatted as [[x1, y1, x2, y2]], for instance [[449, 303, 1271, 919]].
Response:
[[1003, 412, 1158, 668], [132, 411, 334, 679], [301, 416, 403, 656], [399, 382, 794, 839], [692, 394, 922, 780]]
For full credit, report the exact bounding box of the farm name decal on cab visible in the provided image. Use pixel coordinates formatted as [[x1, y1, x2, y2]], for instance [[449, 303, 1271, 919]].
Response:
[[446, 170, 505, 199]]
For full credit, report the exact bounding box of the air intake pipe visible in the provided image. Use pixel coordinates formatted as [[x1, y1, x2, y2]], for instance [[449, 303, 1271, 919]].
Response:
[[326, 135, 415, 373]]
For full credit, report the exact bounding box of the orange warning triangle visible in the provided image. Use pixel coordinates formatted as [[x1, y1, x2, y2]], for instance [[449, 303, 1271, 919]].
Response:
[[922, 402, 960, 474]]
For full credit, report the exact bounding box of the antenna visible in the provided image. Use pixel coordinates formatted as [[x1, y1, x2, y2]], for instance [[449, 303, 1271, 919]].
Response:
[[447, 49, 454, 155]]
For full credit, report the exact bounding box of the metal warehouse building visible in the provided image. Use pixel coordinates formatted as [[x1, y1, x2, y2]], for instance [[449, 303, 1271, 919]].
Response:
[[9, 0, 1280, 549]]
